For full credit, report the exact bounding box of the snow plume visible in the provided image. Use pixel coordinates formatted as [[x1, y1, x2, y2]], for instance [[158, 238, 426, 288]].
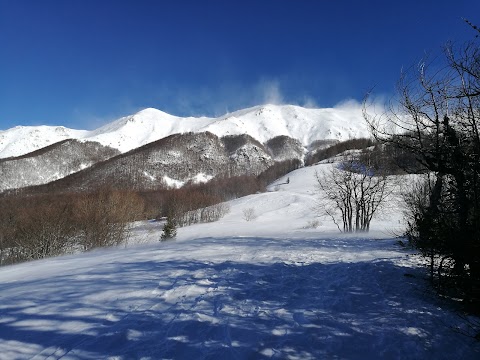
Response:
[[333, 98, 363, 110], [150, 79, 286, 117], [149, 83, 244, 118], [211, 78, 286, 110], [256, 78, 284, 105], [302, 96, 318, 108]]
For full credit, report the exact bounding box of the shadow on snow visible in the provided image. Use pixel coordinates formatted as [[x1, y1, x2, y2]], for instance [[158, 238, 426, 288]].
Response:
[[0, 238, 478, 359]]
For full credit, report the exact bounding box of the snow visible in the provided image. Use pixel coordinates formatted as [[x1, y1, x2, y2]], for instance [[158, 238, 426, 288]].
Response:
[[162, 175, 184, 189], [162, 173, 214, 189], [0, 126, 88, 159], [0, 163, 479, 359], [0, 104, 370, 159], [192, 173, 214, 184]]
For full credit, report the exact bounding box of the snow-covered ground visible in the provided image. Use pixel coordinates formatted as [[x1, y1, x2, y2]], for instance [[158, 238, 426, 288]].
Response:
[[0, 164, 479, 359]]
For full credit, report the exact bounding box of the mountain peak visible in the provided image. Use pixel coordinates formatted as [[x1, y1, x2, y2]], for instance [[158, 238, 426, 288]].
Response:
[[0, 104, 370, 159], [133, 107, 174, 118]]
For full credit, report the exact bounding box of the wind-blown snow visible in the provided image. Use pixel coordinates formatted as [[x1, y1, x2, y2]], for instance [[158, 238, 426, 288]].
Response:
[[0, 104, 370, 158], [0, 163, 478, 359]]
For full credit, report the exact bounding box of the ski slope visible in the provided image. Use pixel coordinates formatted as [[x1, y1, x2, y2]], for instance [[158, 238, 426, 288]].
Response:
[[0, 164, 478, 359]]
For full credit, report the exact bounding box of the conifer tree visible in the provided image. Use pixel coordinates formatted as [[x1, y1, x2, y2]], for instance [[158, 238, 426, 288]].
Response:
[[161, 216, 177, 241]]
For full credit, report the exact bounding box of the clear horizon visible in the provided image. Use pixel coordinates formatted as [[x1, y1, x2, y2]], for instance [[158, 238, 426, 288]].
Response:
[[1, 0, 478, 130]]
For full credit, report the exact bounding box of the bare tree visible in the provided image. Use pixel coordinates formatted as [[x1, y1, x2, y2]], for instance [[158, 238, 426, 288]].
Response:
[[0, 197, 77, 262], [242, 208, 257, 222], [315, 157, 391, 232], [74, 189, 144, 251], [364, 34, 480, 306]]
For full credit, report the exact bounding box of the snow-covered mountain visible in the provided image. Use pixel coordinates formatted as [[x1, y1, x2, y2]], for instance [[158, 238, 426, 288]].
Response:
[[0, 125, 88, 159], [0, 104, 370, 159], [0, 104, 371, 193]]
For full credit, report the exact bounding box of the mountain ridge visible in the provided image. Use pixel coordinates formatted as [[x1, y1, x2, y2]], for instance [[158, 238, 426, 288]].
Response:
[[0, 104, 370, 159]]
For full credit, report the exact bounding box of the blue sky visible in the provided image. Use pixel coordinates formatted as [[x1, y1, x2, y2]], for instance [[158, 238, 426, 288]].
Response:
[[0, 0, 478, 130]]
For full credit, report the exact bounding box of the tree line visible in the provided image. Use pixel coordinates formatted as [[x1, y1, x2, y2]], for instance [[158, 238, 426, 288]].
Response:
[[0, 159, 301, 264], [0, 189, 144, 265], [305, 138, 374, 166]]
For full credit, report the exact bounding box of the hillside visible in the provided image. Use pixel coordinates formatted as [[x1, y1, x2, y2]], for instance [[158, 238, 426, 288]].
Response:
[[18, 132, 296, 194], [0, 140, 119, 192], [0, 163, 478, 359]]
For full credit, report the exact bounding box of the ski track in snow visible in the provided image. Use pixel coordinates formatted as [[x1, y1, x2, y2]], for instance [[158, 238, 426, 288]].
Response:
[[0, 163, 479, 359]]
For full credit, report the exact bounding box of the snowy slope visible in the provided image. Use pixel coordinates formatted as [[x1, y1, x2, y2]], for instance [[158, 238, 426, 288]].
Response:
[[86, 108, 215, 154], [0, 126, 88, 159], [203, 104, 367, 147], [0, 104, 370, 158], [0, 163, 478, 359]]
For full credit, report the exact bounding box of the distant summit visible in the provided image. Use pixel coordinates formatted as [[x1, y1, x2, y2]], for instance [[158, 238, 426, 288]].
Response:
[[0, 104, 369, 159]]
